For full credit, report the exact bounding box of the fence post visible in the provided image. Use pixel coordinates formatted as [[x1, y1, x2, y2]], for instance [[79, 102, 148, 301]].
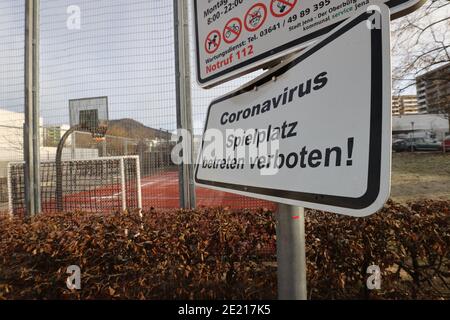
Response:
[[7, 163, 13, 218], [135, 156, 142, 210], [120, 158, 127, 211], [443, 131, 446, 154], [173, 0, 196, 209], [102, 139, 107, 157], [24, 0, 41, 216], [71, 131, 76, 159]]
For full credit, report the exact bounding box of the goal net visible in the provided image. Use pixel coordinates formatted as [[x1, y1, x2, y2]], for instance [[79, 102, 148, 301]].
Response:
[[7, 156, 142, 215]]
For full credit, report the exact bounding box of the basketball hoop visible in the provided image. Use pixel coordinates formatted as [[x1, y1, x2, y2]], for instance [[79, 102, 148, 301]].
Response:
[[69, 97, 109, 137], [55, 97, 110, 211]]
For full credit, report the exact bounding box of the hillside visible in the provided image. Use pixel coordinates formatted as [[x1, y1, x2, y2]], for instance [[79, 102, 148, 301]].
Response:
[[107, 118, 171, 140]]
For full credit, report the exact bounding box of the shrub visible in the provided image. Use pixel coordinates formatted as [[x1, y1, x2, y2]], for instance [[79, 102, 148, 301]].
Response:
[[0, 200, 448, 299]]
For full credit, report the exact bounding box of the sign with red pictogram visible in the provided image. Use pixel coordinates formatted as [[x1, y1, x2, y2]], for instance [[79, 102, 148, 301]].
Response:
[[204, 30, 221, 54], [244, 3, 267, 32], [223, 18, 242, 44], [270, 0, 298, 17], [194, 0, 425, 88]]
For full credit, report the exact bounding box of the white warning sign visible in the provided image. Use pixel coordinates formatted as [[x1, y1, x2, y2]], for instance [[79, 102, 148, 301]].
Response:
[[195, 7, 393, 216]]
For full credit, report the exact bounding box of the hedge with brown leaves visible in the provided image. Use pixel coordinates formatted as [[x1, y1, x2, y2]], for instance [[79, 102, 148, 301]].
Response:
[[306, 200, 449, 299], [0, 200, 448, 300]]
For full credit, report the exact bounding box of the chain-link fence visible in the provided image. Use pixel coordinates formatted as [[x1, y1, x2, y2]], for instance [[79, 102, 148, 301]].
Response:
[[0, 0, 276, 215], [0, 0, 25, 213], [8, 156, 141, 215]]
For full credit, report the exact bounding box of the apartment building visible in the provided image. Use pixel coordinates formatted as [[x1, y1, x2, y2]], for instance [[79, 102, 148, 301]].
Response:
[[416, 63, 450, 114], [392, 95, 424, 115]]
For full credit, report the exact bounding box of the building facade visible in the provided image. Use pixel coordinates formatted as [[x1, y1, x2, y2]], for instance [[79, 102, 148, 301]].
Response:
[[392, 95, 424, 115], [416, 63, 450, 115], [392, 114, 449, 140]]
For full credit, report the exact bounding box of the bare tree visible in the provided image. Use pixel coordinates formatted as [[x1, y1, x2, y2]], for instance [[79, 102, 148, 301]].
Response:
[[391, 0, 450, 124], [0, 124, 24, 152]]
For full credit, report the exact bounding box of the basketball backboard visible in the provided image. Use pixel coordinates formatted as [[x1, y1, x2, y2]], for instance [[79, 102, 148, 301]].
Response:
[[69, 96, 109, 135]]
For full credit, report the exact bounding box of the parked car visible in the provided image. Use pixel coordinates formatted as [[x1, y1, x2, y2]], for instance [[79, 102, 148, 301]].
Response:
[[414, 138, 442, 151], [392, 138, 423, 152], [392, 139, 409, 152], [442, 136, 450, 152], [392, 138, 443, 152]]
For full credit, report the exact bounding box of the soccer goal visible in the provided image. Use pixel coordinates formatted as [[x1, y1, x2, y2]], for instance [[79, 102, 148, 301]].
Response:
[[7, 156, 142, 215]]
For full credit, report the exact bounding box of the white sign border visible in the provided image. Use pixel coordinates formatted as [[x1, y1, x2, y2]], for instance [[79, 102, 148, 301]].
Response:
[[195, 7, 392, 217]]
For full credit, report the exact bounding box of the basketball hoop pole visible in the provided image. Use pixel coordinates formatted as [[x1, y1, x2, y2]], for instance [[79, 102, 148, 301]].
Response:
[[56, 125, 108, 211], [55, 126, 79, 211]]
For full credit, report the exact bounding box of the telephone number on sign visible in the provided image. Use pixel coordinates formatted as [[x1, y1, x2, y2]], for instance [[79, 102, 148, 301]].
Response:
[[259, 22, 282, 38], [286, 0, 332, 23]]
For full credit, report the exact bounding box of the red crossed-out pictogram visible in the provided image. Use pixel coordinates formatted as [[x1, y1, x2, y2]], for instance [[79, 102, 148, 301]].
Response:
[[270, 0, 298, 18], [204, 29, 222, 54], [223, 17, 242, 44], [244, 3, 268, 32]]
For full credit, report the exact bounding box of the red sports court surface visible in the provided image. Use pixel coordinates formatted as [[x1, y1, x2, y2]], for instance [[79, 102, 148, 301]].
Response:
[[6, 171, 277, 215], [140, 171, 276, 210]]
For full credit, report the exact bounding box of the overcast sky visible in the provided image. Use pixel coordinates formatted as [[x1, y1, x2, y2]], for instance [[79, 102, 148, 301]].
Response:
[[0, 0, 448, 134], [0, 0, 255, 134]]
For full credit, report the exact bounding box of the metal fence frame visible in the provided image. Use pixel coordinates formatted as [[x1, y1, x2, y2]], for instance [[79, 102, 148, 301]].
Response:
[[7, 155, 142, 216]]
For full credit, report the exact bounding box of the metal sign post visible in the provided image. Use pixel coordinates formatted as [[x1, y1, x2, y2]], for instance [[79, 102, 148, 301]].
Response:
[[277, 204, 307, 300], [174, 0, 196, 209]]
